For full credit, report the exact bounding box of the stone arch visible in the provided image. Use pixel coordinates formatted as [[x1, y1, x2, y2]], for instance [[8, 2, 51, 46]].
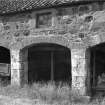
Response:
[[0, 44, 10, 50], [86, 42, 105, 95], [20, 36, 71, 50], [20, 36, 71, 84], [89, 34, 104, 47]]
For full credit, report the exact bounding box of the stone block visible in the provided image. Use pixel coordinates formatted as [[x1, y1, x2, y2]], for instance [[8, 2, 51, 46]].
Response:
[[72, 58, 86, 76], [93, 11, 105, 23], [89, 34, 101, 46], [78, 5, 91, 15], [92, 3, 100, 11], [71, 49, 87, 76], [72, 76, 86, 88], [72, 76, 86, 95], [71, 49, 85, 58], [11, 50, 20, 62], [11, 69, 21, 85], [72, 96, 90, 103], [11, 61, 21, 70]]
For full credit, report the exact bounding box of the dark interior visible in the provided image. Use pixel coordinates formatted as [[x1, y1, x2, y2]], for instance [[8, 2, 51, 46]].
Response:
[[0, 47, 10, 63], [0, 46, 10, 85], [28, 43, 71, 84], [90, 43, 105, 90]]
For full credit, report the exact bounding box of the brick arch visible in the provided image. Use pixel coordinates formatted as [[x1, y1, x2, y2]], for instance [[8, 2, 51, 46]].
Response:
[[21, 36, 71, 50]]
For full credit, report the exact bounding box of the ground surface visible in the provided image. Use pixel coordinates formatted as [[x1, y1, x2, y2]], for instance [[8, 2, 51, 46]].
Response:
[[0, 95, 104, 105], [0, 95, 45, 105], [0, 83, 104, 105]]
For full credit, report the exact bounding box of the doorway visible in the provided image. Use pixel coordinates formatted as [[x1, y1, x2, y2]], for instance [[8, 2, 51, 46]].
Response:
[[0, 46, 10, 85], [90, 43, 105, 90], [27, 43, 71, 84]]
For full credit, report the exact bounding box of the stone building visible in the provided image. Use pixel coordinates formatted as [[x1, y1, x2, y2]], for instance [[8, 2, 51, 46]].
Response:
[[0, 0, 105, 96]]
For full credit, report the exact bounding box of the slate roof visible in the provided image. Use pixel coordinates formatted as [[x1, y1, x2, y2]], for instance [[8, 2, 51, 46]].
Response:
[[0, 0, 104, 14]]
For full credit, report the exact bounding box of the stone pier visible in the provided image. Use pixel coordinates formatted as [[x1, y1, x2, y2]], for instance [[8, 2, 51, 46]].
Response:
[[71, 49, 87, 95], [11, 49, 21, 86]]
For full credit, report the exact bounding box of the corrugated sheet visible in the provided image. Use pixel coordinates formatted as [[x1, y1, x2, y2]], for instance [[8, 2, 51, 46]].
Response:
[[0, 0, 104, 14]]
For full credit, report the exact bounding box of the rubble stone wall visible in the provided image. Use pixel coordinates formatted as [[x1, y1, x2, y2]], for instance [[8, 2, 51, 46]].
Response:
[[0, 2, 105, 95]]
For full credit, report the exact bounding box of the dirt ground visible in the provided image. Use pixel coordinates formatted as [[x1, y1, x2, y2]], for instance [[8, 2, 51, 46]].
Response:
[[0, 95, 46, 105]]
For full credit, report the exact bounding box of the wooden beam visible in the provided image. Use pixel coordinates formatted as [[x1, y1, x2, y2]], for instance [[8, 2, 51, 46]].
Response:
[[51, 51, 54, 82], [93, 51, 96, 87]]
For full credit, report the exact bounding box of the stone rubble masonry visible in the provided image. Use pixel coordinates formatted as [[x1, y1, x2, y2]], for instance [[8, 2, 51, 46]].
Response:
[[0, 2, 105, 96]]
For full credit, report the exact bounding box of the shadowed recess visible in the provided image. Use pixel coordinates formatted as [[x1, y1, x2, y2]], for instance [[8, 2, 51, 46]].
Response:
[[28, 43, 71, 84]]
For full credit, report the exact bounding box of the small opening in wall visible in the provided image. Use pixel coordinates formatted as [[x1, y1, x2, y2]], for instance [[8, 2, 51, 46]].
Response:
[[36, 12, 52, 28], [84, 16, 93, 22]]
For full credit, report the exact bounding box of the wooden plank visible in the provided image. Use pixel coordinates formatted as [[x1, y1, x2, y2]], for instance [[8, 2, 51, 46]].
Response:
[[93, 50, 96, 87]]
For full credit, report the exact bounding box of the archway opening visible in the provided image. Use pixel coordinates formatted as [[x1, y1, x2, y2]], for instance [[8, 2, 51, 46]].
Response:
[[27, 43, 71, 84], [90, 43, 105, 92], [0, 46, 10, 85]]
